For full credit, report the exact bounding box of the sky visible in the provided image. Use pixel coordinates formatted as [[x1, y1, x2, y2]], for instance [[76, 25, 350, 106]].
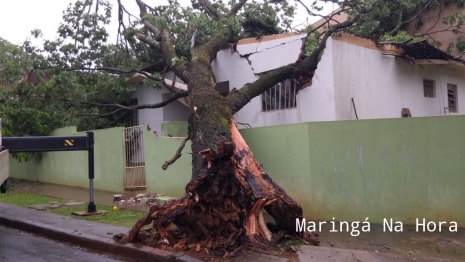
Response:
[[0, 0, 336, 46]]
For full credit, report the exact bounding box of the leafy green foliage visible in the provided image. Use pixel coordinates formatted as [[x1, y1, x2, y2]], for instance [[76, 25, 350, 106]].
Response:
[[0, 1, 141, 161], [379, 30, 423, 42], [344, 0, 465, 54], [455, 37, 465, 52]]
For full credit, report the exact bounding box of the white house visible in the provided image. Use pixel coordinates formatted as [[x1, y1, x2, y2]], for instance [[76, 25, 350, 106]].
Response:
[[128, 32, 465, 135]]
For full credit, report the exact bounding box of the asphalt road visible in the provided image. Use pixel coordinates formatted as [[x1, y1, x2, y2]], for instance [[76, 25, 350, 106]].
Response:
[[0, 226, 127, 262]]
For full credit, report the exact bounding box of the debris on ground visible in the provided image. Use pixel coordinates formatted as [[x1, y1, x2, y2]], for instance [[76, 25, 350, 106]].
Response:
[[113, 192, 178, 208]]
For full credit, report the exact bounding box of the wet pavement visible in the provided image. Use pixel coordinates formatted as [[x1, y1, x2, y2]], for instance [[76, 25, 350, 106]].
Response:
[[0, 225, 127, 262], [5, 179, 465, 261]]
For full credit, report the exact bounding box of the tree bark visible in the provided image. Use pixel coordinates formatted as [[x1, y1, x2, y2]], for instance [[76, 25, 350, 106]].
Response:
[[126, 63, 319, 256]]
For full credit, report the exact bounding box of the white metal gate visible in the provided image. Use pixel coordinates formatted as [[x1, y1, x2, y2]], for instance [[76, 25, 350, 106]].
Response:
[[124, 125, 146, 190]]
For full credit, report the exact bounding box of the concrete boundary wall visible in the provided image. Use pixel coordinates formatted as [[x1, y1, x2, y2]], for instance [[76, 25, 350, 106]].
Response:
[[9, 126, 126, 192], [9, 116, 465, 225]]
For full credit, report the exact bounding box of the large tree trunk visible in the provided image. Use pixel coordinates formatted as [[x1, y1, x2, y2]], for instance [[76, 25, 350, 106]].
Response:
[[126, 63, 319, 256]]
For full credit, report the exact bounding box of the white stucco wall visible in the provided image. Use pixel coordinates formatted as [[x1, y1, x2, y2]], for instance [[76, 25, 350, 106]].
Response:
[[131, 84, 189, 135], [212, 34, 336, 128], [131, 35, 465, 132], [331, 39, 465, 120], [131, 86, 163, 134]]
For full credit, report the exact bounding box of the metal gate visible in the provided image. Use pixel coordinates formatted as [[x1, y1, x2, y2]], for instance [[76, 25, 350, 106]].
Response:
[[124, 125, 146, 190]]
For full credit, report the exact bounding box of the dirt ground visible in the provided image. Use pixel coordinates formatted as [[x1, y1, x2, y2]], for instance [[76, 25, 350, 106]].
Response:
[[7, 179, 465, 261]]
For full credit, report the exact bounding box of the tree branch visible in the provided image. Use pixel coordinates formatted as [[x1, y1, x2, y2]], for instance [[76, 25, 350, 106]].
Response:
[[455, 50, 465, 59], [190, 29, 199, 52], [100, 110, 129, 127], [136, 33, 161, 51], [389, 0, 434, 36], [226, 0, 248, 18], [162, 136, 190, 170], [198, 0, 248, 19], [242, 17, 280, 35], [42, 65, 162, 82], [195, 27, 234, 63], [305, 7, 352, 37], [135, 0, 161, 38], [74, 67, 162, 84], [80, 91, 188, 111], [137, 32, 176, 72], [296, 0, 344, 25], [77, 108, 123, 117], [422, 4, 446, 36], [135, 0, 183, 80], [159, 28, 184, 69], [197, 0, 224, 18], [418, 25, 456, 36], [388, 9, 404, 35], [227, 0, 381, 114]]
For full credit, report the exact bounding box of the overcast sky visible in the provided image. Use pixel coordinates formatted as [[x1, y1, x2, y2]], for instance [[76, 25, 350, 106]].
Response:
[[0, 0, 336, 46]]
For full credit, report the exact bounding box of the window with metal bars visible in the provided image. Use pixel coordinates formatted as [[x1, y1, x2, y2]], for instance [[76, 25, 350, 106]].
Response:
[[423, 79, 435, 98], [262, 79, 298, 111], [447, 83, 458, 113]]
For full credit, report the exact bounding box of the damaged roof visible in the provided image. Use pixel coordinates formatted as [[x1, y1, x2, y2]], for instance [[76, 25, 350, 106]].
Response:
[[235, 32, 307, 74], [387, 40, 465, 63], [333, 33, 465, 66], [134, 32, 307, 75]]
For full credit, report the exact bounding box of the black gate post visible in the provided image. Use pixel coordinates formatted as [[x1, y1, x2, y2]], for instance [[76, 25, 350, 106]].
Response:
[[87, 131, 96, 213]]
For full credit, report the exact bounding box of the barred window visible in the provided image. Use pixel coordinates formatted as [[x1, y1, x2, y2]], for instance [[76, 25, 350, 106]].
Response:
[[447, 83, 458, 113], [262, 79, 298, 111], [423, 79, 435, 98]]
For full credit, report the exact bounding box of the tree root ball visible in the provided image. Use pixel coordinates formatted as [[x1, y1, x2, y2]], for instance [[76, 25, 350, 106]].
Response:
[[126, 121, 319, 256]]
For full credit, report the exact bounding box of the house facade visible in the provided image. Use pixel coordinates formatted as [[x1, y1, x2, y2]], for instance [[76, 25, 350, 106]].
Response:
[[129, 32, 465, 135]]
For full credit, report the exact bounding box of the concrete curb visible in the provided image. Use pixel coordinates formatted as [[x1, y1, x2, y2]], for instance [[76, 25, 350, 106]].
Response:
[[0, 213, 202, 262]]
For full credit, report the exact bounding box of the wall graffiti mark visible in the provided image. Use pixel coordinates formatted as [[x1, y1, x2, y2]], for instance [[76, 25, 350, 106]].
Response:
[[320, 146, 436, 212]]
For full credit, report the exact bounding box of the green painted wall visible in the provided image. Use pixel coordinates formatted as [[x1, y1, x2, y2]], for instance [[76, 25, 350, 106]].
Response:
[[143, 128, 191, 196], [161, 121, 189, 137], [9, 116, 465, 225], [241, 116, 465, 225], [9, 126, 126, 193]]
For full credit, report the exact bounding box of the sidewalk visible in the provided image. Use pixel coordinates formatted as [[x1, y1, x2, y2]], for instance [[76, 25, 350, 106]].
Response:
[[0, 202, 182, 261], [3, 179, 465, 261], [0, 203, 292, 262], [2, 202, 454, 262], [298, 246, 451, 262]]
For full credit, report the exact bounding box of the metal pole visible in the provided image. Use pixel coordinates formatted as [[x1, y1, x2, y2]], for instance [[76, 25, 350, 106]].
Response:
[[352, 97, 359, 120], [87, 131, 96, 213]]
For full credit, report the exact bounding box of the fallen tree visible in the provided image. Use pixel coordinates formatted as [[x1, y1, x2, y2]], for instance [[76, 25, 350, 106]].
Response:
[[13, 0, 385, 257], [111, 0, 383, 256], [127, 121, 320, 254]]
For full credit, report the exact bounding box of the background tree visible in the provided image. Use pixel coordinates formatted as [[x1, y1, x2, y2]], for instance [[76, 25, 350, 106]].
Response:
[[0, 6, 141, 161]]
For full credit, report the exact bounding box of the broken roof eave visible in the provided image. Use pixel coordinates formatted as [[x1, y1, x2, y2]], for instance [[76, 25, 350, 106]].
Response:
[[125, 72, 187, 91], [408, 59, 465, 67], [394, 57, 465, 73], [126, 72, 190, 107]]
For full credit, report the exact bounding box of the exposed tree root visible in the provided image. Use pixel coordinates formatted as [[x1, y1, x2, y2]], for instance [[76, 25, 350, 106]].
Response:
[[127, 120, 319, 256]]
